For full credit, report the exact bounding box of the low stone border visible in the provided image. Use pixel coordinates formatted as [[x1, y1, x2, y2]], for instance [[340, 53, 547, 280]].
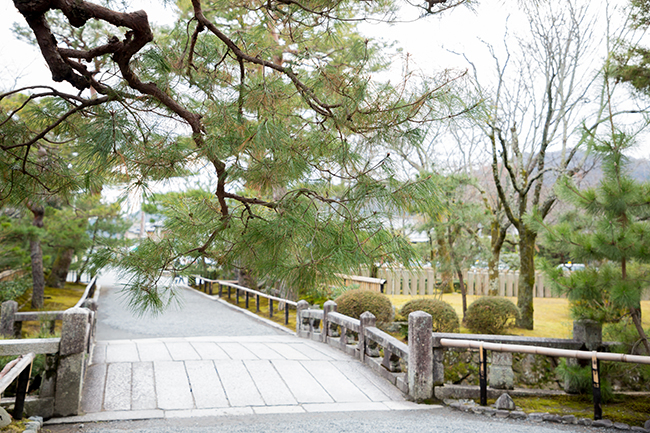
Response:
[[443, 398, 650, 432], [22, 415, 43, 432]]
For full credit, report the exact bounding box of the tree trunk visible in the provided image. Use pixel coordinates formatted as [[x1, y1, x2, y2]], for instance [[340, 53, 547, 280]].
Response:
[[488, 220, 504, 296], [28, 204, 45, 309], [237, 267, 257, 290], [75, 248, 92, 284], [436, 231, 453, 292], [46, 248, 75, 288], [629, 306, 650, 355], [448, 228, 467, 318], [517, 226, 537, 330]]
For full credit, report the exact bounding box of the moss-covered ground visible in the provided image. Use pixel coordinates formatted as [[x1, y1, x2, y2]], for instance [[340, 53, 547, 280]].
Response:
[[477, 394, 650, 427], [0, 419, 28, 431], [12, 282, 87, 337]]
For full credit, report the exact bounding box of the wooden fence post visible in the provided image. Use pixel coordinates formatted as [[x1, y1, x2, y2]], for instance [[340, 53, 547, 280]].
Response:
[[54, 308, 90, 417], [407, 311, 433, 401]]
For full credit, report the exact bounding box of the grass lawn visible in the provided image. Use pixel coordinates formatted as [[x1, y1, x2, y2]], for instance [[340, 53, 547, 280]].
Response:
[[388, 294, 650, 339]]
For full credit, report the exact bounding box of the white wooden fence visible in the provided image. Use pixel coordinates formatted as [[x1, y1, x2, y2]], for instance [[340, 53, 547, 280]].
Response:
[[358, 267, 650, 300]]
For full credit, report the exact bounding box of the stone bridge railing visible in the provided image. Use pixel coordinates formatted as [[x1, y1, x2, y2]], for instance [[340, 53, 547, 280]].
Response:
[[295, 300, 648, 410], [0, 278, 99, 418], [296, 300, 432, 400]]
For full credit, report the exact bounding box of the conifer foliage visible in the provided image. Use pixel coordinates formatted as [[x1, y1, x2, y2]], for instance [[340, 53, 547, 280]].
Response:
[[2, 0, 462, 310], [535, 136, 650, 355]]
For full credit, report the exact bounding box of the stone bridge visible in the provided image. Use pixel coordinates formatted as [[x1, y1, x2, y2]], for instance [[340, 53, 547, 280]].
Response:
[[54, 274, 429, 423]]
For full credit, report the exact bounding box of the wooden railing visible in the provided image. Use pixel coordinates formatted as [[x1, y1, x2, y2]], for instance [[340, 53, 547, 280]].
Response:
[[193, 276, 298, 325], [335, 274, 386, 293], [0, 307, 96, 418], [438, 335, 650, 420], [0, 352, 35, 420], [297, 302, 650, 417]]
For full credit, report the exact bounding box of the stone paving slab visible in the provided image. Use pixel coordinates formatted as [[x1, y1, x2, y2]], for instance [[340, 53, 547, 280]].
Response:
[[77, 335, 432, 422]]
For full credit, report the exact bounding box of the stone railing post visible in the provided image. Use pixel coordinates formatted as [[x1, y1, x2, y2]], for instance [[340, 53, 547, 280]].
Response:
[[432, 345, 444, 386], [323, 300, 337, 342], [0, 300, 18, 338], [296, 300, 309, 333], [54, 308, 90, 417], [573, 319, 602, 351], [565, 318, 603, 393], [489, 352, 514, 389], [408, 311, 433, 401], [359, 311, 376, 361]]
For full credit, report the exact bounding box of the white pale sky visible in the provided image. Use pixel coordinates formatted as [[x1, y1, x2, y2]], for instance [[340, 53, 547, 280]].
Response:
[[0, 1, 516, 91], [0, 0, 645, 211]]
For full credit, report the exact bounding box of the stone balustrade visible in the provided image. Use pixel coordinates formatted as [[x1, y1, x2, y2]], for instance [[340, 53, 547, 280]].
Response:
[[0, 278, 99, 419], [296, 300, 432, 400]]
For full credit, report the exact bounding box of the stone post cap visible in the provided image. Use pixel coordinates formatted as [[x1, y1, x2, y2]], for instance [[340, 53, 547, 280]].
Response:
[[360, 311, 376, 320], [59, 308, 91, 356], [408, 310, 433, 320], [296, 300, 310, 308], [323, 300, 337, 310]]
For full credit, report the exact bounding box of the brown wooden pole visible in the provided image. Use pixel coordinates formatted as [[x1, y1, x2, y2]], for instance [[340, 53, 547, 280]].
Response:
[[592, 353, 602, 420], [479, 343, 487, 406], [13, 361, 32, 420]]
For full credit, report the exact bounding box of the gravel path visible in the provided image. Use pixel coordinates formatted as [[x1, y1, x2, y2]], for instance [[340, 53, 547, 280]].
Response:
[[43, 408, 614, 433], [94, 269, 286, 340]]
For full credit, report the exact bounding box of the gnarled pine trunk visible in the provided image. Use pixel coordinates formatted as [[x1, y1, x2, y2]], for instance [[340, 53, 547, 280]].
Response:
[[46, 248, 75, 288], [28, 204, 45, 309]]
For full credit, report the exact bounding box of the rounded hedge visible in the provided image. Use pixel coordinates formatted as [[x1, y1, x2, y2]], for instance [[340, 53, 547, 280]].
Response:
[[400, 298, 460, 333], [464, 297, 520, 335], [334, 289, 394, 324]]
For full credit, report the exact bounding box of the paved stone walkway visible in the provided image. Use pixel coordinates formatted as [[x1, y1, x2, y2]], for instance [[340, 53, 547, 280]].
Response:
[[52, 273, 431, 424], [62, 335, 420, 423]]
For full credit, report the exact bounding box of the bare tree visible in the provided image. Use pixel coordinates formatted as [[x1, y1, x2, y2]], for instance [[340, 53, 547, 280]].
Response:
[[468, 1, 603, 329]]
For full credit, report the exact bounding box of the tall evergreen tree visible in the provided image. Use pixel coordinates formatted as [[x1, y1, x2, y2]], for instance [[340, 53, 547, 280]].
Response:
[[4, 0, 459, 310], [534, 135, 650, 355]]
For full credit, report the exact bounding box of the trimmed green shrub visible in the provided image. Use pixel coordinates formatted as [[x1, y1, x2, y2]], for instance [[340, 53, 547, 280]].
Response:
[[464, 297, 520, 335], [400, 298, 459, 333], [334, 289, 393, 324], [556, 358, 614, 403], [0, 278, 30, 303]]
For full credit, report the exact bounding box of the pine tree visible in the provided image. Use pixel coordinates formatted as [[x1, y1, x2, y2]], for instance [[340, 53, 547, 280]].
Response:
[[535, 135, 650, 355], [419, 173, 486, 317], [3, 0, 459, 310]]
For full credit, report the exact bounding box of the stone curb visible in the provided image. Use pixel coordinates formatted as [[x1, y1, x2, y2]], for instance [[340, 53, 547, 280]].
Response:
[[179, 284, 295, 336], [21, 416, 43, 432], [44, 401, 440, 425], [443, 399, 650, 432]]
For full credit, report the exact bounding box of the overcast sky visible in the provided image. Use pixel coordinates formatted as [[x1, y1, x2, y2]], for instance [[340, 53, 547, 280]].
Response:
[[1, 0, 646, 210], [0, 1, 518, 90]]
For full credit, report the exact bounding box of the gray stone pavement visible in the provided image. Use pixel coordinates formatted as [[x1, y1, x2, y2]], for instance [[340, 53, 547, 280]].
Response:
[[53, 271, 430, 424]]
